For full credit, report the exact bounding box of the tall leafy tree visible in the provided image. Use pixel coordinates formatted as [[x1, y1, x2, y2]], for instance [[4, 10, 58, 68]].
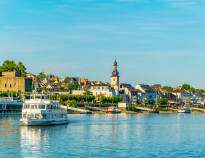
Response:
[[1, 60, 17, 72], [17, 61, 27, 77], [163, 86, 173, 92], [182, 84, 191, 90], [37, 72, 47, 79], [158, 98, 168, 105]]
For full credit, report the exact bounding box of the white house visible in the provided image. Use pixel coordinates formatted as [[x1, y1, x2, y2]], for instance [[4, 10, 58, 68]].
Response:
[[90, 85, 115, 97], [118, 102, 132, 108], [71, 90, 85, 95], [136, 84, 159, 104], [120, 83, 140, 104]]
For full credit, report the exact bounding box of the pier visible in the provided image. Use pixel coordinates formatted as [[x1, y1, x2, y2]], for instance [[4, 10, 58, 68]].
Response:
[[191, 107, 205, 112], [61, 105, 92, 114], [85, 105, 107, 112], [167, 108, 179, 112], [135, 107, 159, 113]]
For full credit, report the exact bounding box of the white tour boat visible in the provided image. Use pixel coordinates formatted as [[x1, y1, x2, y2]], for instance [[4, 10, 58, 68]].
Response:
[[20, 95, 69, 126]]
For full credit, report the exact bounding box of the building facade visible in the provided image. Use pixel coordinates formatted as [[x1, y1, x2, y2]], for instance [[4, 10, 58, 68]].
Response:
[[136, 84, 159, 104], [0, 72, 32, 92], [90, 85, 115, 97]]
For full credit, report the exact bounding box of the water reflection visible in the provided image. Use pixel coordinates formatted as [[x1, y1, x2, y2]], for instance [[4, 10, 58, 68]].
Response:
[[1, 114, 205, 157], [20, 125, 68, 157]]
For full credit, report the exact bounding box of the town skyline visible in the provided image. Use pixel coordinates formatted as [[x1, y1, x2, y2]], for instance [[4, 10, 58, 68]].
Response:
[[0, 59, 203, 91], [1, 0, 205, 88]]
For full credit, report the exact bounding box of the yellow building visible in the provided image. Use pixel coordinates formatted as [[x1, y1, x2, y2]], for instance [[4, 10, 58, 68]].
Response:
[[0, 72, 32, 92], [81, 78, 88, 87]]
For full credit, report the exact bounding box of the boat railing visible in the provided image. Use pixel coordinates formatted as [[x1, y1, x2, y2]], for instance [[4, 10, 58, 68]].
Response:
[[0, 97, 20, 102]]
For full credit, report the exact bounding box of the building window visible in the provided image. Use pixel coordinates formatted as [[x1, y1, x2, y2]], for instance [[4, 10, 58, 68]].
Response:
[[5, 84, 7, 88], [10, 84, 12, 88]]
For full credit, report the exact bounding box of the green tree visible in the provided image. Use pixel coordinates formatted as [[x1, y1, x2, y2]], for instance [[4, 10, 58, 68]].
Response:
[[37, 72, 46, 79], [17, 62, 26, 77], [163, 86, 173, 92], [64, 76, 71, 83], [189, 88, 196, 92], [65, 83, 79, 90], [84, 90, 93, 96], [182, 84, 191, 90], [69, 100, 77, 108], [1, 60, 17, 72], [97, 96, 122, 104], [158, 98, 168, 105]]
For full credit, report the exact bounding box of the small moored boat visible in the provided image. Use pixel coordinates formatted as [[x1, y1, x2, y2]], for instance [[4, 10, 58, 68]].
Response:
[[20, 94, 69, 126], [107, 107, 121, 114], [178, 106, 191, 113]]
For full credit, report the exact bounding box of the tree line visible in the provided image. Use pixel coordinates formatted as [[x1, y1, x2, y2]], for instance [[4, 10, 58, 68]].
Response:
[[0, 60, 27, 77], [163, 84, 205, 93]]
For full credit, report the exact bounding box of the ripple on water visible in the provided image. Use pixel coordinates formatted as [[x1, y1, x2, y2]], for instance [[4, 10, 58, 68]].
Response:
[[0, 114, 205, 157]]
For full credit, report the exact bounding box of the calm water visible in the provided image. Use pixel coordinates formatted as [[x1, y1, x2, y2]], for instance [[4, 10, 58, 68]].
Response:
[[1, 114, 205, 158]]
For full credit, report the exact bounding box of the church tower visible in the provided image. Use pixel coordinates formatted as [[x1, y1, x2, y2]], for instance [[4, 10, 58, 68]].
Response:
[[111, 59, 120, 95]]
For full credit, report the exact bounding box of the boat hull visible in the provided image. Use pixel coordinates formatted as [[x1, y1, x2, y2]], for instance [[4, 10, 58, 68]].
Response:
[[178, 110, 191, 113], [107, 110, 121, 114], [20, 119, 69, 126]]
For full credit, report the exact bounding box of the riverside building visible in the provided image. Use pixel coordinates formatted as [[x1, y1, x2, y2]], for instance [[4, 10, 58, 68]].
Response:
[[0, 72, 32, 92]]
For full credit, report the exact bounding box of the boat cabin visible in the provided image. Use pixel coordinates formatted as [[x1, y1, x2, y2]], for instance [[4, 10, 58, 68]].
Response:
[[23, 104, 60, 110]]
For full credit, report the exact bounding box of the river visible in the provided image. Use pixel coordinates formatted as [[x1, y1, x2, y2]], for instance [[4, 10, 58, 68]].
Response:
[[0, 114, 205, 158]]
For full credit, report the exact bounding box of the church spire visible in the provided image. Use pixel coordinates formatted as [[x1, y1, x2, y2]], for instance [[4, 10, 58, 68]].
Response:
[[112, 58, 119, 77], [114, 57, 117, 66], [111, 58, 120, 95]]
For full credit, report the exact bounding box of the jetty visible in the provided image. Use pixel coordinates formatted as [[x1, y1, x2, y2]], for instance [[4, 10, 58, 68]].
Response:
[[61, 105, 92, 114], [135, 107, 159, 113], [136, 107, 155, 112], [85, 105, 107, 112], [191, 107, 205, 112], [167, 108, 179, 112]]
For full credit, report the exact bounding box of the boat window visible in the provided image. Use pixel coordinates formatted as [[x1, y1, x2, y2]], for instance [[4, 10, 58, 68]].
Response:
[[24, 105, 30, 109]]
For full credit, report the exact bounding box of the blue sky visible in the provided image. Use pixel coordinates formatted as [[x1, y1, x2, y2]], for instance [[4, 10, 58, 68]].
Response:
[[1, 0, 205, 88]]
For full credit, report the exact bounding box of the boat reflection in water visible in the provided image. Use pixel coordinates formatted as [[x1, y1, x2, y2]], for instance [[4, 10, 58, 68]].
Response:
[[20, 125, 68, 157]]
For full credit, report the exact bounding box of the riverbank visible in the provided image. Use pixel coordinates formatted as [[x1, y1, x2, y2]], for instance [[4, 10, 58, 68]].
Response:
[[67, 107, 205, 114]]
